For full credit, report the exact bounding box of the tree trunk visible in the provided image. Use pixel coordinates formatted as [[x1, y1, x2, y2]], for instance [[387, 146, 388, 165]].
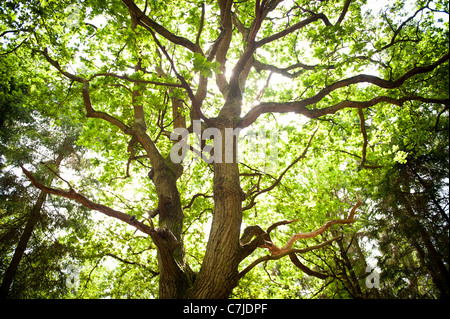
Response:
[[189, 162, 243, 298], [187, 105, 244, 298], [151, 161, 191, 299], [0, 190, 47, 298], [149, 125, 245, 298]]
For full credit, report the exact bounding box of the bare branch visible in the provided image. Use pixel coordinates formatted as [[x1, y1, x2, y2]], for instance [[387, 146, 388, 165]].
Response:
[[289, 253, 329, 279], [183, 193, 213, 210]]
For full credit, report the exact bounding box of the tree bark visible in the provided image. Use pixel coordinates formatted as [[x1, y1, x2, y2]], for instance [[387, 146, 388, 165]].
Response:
[[189, 162, 243, 298], [187, 107, 243, 298], [150, 160, 190, 299]]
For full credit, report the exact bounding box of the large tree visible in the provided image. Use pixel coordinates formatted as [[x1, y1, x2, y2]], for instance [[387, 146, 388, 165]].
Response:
[[1, 0, 448, 298]]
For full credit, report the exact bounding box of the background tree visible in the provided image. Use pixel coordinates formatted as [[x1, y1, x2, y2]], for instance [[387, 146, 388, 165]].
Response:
[[0, 52, 98, 298], [368, 116, 449, 298], [0, 0, 448, 298]]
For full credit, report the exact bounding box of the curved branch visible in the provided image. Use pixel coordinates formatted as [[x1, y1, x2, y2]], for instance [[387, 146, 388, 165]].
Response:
[[273, 192, 361, 255], [336, 0, 352, 25], [311, 95, 449, 118], [239, 236, 341, 279], [0, 38, 27, 56], [183, 193, 213, 210], [146, 27, 210, 124], [357, 108, 383, 169], [253, 59, 335, 78], [289, 253, 329, 279], [23, 166, 182, 258], [81, 81, 131, 134], [40, 48, 86, 83], [240, 53, 449, 127], [243, 192, 361, 258], [104, 253, 159, 275], [379, 4, 430, 52], [195, 2, 205, 46], [212, 0, 234, 95]]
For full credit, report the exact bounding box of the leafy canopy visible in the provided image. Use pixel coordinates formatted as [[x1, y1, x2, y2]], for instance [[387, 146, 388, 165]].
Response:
[[0, 0, 448, 298]]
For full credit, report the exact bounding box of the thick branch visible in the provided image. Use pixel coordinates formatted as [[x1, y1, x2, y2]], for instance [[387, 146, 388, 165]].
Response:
[[212, 0, 234, 95], [195, 3, 205, 46], [243, 192, 362, 258], [21, 166, 154, 236], [81, 81, 131, 134], [25, 164, 182, 282], [40, 48, 86, 83], [39, 49, 132, 134], [253, 59, 335, 78]]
